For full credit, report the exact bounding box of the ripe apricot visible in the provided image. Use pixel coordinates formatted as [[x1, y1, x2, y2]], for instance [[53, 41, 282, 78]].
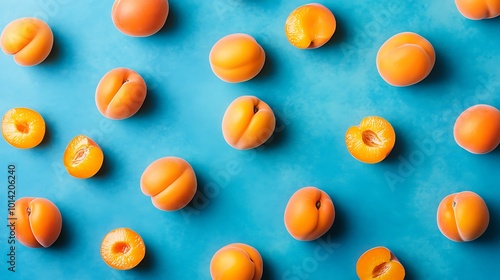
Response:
[[437, 191, 489, 242], [284, 186, 335, 241], [0, 17, 53, 66], [63, 135, 104, 179], [356, 246, 405, 280], [112, 0, 169, 37], [141, 157, 197, 211], [453, 104, 500, 154], [95, 67, 147, 120], [210, 243, 263, 280], [222, 96, 275, 150], [376, 32, 435, 86], [285, 3, 336, 49], [209, 34, 265, 83], [14, 197, 62, 248], [2, 107, 45, 149], [455, 0, 500, 20], [101, 228, 146, 270], [345, 116, 396, 164]]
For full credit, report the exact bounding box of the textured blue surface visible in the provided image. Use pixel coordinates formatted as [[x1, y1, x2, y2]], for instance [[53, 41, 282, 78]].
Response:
[[1, 0, 499, 279]]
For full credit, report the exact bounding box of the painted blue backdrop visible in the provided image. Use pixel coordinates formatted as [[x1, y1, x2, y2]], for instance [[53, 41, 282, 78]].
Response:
[[1, 0, 499, 279]]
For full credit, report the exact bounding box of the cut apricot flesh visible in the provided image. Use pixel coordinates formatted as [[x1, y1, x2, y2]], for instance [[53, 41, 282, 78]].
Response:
[[356, 246, 405, 280], [63, 135, 104, 178], [345, 116, 396, 164], [101, 228, 145, 270], [2, 107, 45, 149]]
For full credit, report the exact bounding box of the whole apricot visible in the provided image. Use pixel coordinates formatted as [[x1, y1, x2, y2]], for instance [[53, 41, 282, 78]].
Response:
[[112, 0, 169, 37], [209, 33, 265, 83], [14, 197, 62, 248], [453, 104, 500, 154], [284, 186, 335, 241], [437, 191, 489, 242], [376, 32, 435, 87], [141, 157, 197, 211], [0, 17, 53, 66], [222, 96, 275, 150], [95, 67, 147, 120], [455, 0, 500, 20], [210, 243, 263, 280]]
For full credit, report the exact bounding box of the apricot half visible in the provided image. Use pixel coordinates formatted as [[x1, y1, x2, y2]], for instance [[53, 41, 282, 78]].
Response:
[[101, 228, 146, 270], [222, 96, 275, 150], [141, 157, 197, 211], [63, 135, 104, 179], [14, 197, 62, 248], [453, 104, 500, 154], [210, 243, 263, 280], [376, 32, 435, 87], [437, 191, 489, 242], [209, 34, 266, 83], [2, 107, 45, 149], [455, 0, 500, 20], [345, 116, 396, 164], [112, 0, 169, 37], [356, 247, 405, 280], [95, 67, 147, 120], [285, 3, 336, 49], [284, 186, 335, 241], [0, 17, 53, 66]]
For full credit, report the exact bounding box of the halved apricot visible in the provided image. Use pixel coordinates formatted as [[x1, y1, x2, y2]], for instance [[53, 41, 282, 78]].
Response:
[[437, 191, 489, 242], [285, 3, 336, 49], [14, 197, 62, 248], [345, 116, 396, 164], [112, 0, 169, 37], [101, 228, 146, 270], [455, 0, 500, 20], [2, 107, 45, 149], [356, 246, 405, 280], [63, 135, 104, 179], [0, 17, 53, 66], [210, 243, 263, 280]]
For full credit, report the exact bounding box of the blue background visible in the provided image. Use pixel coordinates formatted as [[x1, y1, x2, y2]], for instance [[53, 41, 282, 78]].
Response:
[[1, 0, 499, 279]]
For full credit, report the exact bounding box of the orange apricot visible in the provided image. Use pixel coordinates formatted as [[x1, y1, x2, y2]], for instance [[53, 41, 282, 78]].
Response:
[[453, 104, 500, 154], [101, 228, 146, 270], [210, 243, 263, 280], [455, 0, 500, 20], [95, 67, 147, 120], [285, 3, 336, 49], [356, 246, 405, 280], [222, 96, 275, 150], [437, 191, 489, 242], [112, 0, 169, 37], [376, 32, 435, 87], [63, 135, 104, 179], [2, 107, 45, 149], [345, 116, 396, 164], [14, 197, 62, 248], [284, 186, 335, 241], [0, 17, 53, 66], [209, 33, 266, 83], [141, 157, 197, 211]]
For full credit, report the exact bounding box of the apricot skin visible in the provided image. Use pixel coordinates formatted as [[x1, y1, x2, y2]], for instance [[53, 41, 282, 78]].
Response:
[[95, 68, 147, 120], [209, 34, 265, 83], [455, 0, 500, 20], [141, 157, 197, 211], [210, 243, 263, 280], [437, 191, 489, 242], [112, 0, 169, 37], [284, 187, 335, 241], [14, 197, 62, 248], [453, 104, 500, 154], [376, 32, 435, 87], [0, 17, 53, 66]]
